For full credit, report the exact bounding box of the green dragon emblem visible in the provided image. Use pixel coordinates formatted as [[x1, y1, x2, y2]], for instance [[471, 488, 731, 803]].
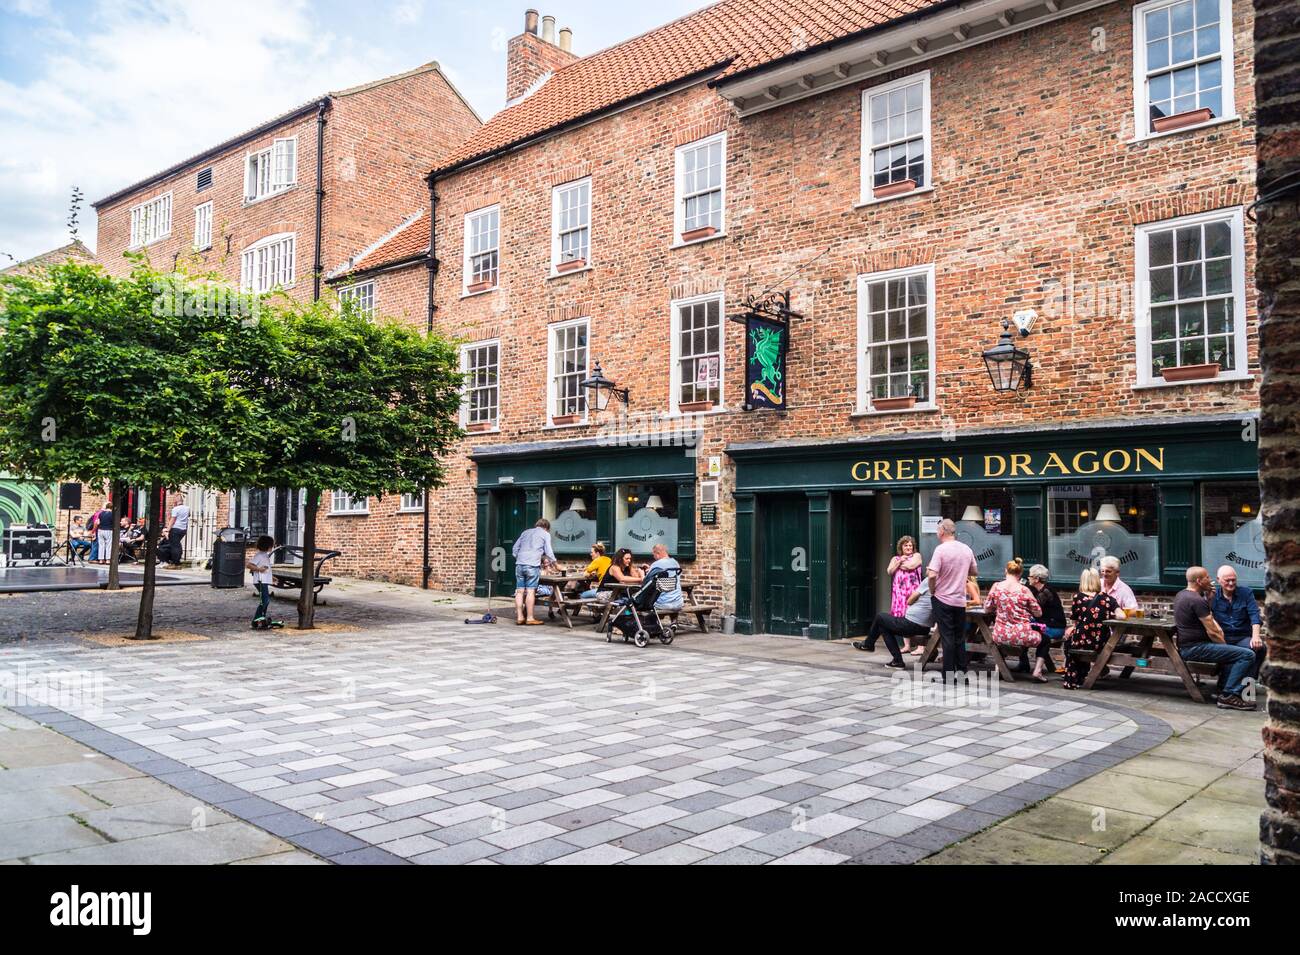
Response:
[[748, 325, 784, 403]]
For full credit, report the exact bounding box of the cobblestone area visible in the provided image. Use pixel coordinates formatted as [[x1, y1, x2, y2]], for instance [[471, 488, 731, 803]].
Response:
[[2, 615, 1169, 865]]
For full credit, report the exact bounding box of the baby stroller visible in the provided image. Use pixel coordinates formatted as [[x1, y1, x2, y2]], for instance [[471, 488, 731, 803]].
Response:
[[606, 566, 680, 648]]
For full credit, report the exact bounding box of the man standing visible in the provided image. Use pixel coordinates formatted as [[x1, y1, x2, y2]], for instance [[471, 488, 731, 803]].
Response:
[[163, 497, 190, 569], [94, 500, 115, 566], [1174, 566, 1258, 711], [1211, 564, 1266, 684], [512, 518, 556, 626], [927, 518, 978, 679], [1098, 556, 1138, 612]]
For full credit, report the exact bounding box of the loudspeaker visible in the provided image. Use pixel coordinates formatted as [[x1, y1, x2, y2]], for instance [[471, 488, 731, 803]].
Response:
[[58, 483, 82, 510]]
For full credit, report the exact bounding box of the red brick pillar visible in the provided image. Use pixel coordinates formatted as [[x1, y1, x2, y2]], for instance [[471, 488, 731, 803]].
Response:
[[1256, 0, 1300, 865]]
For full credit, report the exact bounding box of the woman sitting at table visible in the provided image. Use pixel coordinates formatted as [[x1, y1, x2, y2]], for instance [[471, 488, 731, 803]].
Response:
[[1062, 568, 1120, 690], [579, 542, 613, 599], [984, 558, 1050, 682], [607, 548, 643, 585]]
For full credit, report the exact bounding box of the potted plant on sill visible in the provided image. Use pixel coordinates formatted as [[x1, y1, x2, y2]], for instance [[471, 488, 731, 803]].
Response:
[[552, 414, 581, 425], [555, 258, 586, 274], [680, 225, 717, 243], [871, 393, 917, 411], [873, 178, 916, 200], [1151, 107, 1214, 134], [466, 421, 494, 433], [466, 279, 494, 294], [678, 399, 714, 413]]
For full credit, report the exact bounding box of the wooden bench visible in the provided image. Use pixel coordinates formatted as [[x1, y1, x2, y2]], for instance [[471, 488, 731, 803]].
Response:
[[269, 546, 341, 605], [656, 602, 717, 633]]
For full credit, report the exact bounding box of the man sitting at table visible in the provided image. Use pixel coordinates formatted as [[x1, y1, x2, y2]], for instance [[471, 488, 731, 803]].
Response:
[[852, 576, 935, 668], [645, 543, 683, 612], [1211, 564, 1266, 687], [1175, 566, 1258, 711], [1098, 556, 1138, 613]]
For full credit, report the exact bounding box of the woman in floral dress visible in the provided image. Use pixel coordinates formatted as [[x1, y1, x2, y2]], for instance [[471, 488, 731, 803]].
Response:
[[1063, 568, 1120, 690], [888, 536, 924, 655], [984, 558, 1050, 681]]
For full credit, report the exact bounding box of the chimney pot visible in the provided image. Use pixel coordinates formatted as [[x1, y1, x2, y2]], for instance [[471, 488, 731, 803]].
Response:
[[542, 15, 556, 43], [558, 26, 572, 52], [524, 9, 538, 35]]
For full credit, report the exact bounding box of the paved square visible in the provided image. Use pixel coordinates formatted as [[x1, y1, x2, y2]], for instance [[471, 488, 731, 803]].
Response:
[[1, 621, 1159, 864]]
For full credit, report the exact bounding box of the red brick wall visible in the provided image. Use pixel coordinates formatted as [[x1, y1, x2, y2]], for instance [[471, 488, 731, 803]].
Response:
[[506, 32, 577, 102]]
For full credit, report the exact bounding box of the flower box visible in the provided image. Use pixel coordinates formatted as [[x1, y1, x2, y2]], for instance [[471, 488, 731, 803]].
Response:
[[555, 258, 586, 274], [466, 280, 494, 294], [873, 179, 917, 200], [678, 400, 714, 413], [680, 225, 718, 243], [1151, 107, 1214, 134], [1160, 362, 1220, 383], [871, 395, 917, 411], [466, 421, 495, 433], [552, 414, 581, 425]]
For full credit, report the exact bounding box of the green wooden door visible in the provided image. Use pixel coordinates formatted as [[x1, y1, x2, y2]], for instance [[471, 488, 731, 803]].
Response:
[[837, 493, 874, 638], [761, 494, 811, 635], [493, 489, 527, 598]]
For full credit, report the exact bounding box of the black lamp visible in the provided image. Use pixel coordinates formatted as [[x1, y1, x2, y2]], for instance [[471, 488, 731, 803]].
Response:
[[579, 361, 629, 412], [982, 318, 1033, 392]]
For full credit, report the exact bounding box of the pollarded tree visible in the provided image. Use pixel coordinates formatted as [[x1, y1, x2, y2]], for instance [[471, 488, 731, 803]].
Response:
[[255, 293, 465, 628], [0, 259, 272, 638]]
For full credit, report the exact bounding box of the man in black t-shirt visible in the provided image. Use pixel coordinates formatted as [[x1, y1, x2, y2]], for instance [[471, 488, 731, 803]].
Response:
[[1173, 566, 1258, 711], [93, 502, 115, 565]]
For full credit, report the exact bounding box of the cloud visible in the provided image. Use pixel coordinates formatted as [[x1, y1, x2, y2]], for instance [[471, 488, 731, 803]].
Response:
[[392, 0, 426, 26], [0, 0, 402, 262]]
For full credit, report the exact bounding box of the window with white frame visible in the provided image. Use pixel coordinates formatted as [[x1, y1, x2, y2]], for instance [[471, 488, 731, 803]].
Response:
[[240, 233, 296, 293], [193, 201, 213, 251], [338, 281, 375, 317], [129, 192, 172, 248], [245, 137, 297, 202], [399, 492, 424, 512], [330, 491, 369, 515], [462, 340, 500, 427], [1136, 208, 1245, 383], [857, 265, 935, 409], [1134, 0, 1234, 137], [671, 295, 723, 411], [464, 206, 499, 290], [863, 72, 930, 199], [674, 133, 725, 241], [552, 178, 590, 270], [548, 319, 588, 421]]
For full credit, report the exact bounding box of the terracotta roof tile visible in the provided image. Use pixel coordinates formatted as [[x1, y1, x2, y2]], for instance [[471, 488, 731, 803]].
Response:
[[331, 211, 429, 279], [438, 0, 946, 172]]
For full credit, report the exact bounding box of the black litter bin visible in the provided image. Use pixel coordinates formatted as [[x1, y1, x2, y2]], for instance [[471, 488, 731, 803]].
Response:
[[211, 528, 248, 588]]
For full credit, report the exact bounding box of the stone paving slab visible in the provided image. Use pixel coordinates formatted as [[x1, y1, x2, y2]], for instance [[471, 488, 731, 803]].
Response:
[[1, 617, 1169, 864]]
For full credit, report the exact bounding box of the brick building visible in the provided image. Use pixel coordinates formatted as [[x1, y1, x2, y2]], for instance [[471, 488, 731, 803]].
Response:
[[91, 61, 480, 556], [319, 0, 1262, 639]]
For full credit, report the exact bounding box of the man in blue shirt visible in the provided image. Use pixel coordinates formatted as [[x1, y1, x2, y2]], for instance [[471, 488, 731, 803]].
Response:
[[646, 544, 683, 611], [1211, 564, 1265, 684], [512, 519, 556, 626]]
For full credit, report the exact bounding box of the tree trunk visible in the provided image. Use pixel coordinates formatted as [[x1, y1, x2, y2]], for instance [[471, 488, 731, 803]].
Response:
[[105, 480, 124, 590], [1256, 0, 1300, 865], [296, 488, 320, 629], [132, 478, 163, 640]]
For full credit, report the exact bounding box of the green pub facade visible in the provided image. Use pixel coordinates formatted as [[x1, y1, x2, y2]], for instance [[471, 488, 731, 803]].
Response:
[[728, 415, 1260, 638]]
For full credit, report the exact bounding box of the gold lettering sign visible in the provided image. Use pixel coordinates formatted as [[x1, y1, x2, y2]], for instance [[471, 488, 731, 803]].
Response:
[[849, 447, 1166, 482]]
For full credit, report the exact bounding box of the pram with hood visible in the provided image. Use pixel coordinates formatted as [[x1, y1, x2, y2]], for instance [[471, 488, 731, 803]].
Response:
[[605, 564, 680, 648]]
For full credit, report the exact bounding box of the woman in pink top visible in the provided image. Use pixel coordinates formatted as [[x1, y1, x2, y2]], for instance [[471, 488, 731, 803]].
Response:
[[887, 536, 924, 654], [984, 558, 1050, 682]]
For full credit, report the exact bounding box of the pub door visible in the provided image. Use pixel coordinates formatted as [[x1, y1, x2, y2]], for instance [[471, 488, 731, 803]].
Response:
[[491, 489, 527, 599], [836, 492, 875, 638], [760, 493, 811, 636]]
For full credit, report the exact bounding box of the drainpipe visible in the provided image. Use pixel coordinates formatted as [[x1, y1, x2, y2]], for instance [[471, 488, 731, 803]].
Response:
[[422, 172, 439, 589], [312, 99, 328, 301]]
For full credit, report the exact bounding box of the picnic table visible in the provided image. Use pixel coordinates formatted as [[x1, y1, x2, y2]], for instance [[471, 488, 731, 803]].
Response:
[[1075, 616, 1214, 702], [537, 574, 712, 632], [916, 605, 1017, 682]]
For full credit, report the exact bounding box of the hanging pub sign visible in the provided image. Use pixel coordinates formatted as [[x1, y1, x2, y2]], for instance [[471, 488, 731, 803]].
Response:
[[732, 289, 798, 412]]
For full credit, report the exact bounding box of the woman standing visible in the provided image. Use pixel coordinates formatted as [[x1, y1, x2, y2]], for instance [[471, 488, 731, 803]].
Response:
[[984, 558, 1050, 682], [887, 536, 924, 655], [1062, 568, 1120, 690]]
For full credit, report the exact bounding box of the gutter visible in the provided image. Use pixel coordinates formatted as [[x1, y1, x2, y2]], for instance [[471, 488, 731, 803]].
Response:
[[312, 99, 328, 301], [422, 171, 438, 589]]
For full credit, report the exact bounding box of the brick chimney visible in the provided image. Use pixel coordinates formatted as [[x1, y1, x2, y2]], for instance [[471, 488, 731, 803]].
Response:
[[506, 9, 578, 104]]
